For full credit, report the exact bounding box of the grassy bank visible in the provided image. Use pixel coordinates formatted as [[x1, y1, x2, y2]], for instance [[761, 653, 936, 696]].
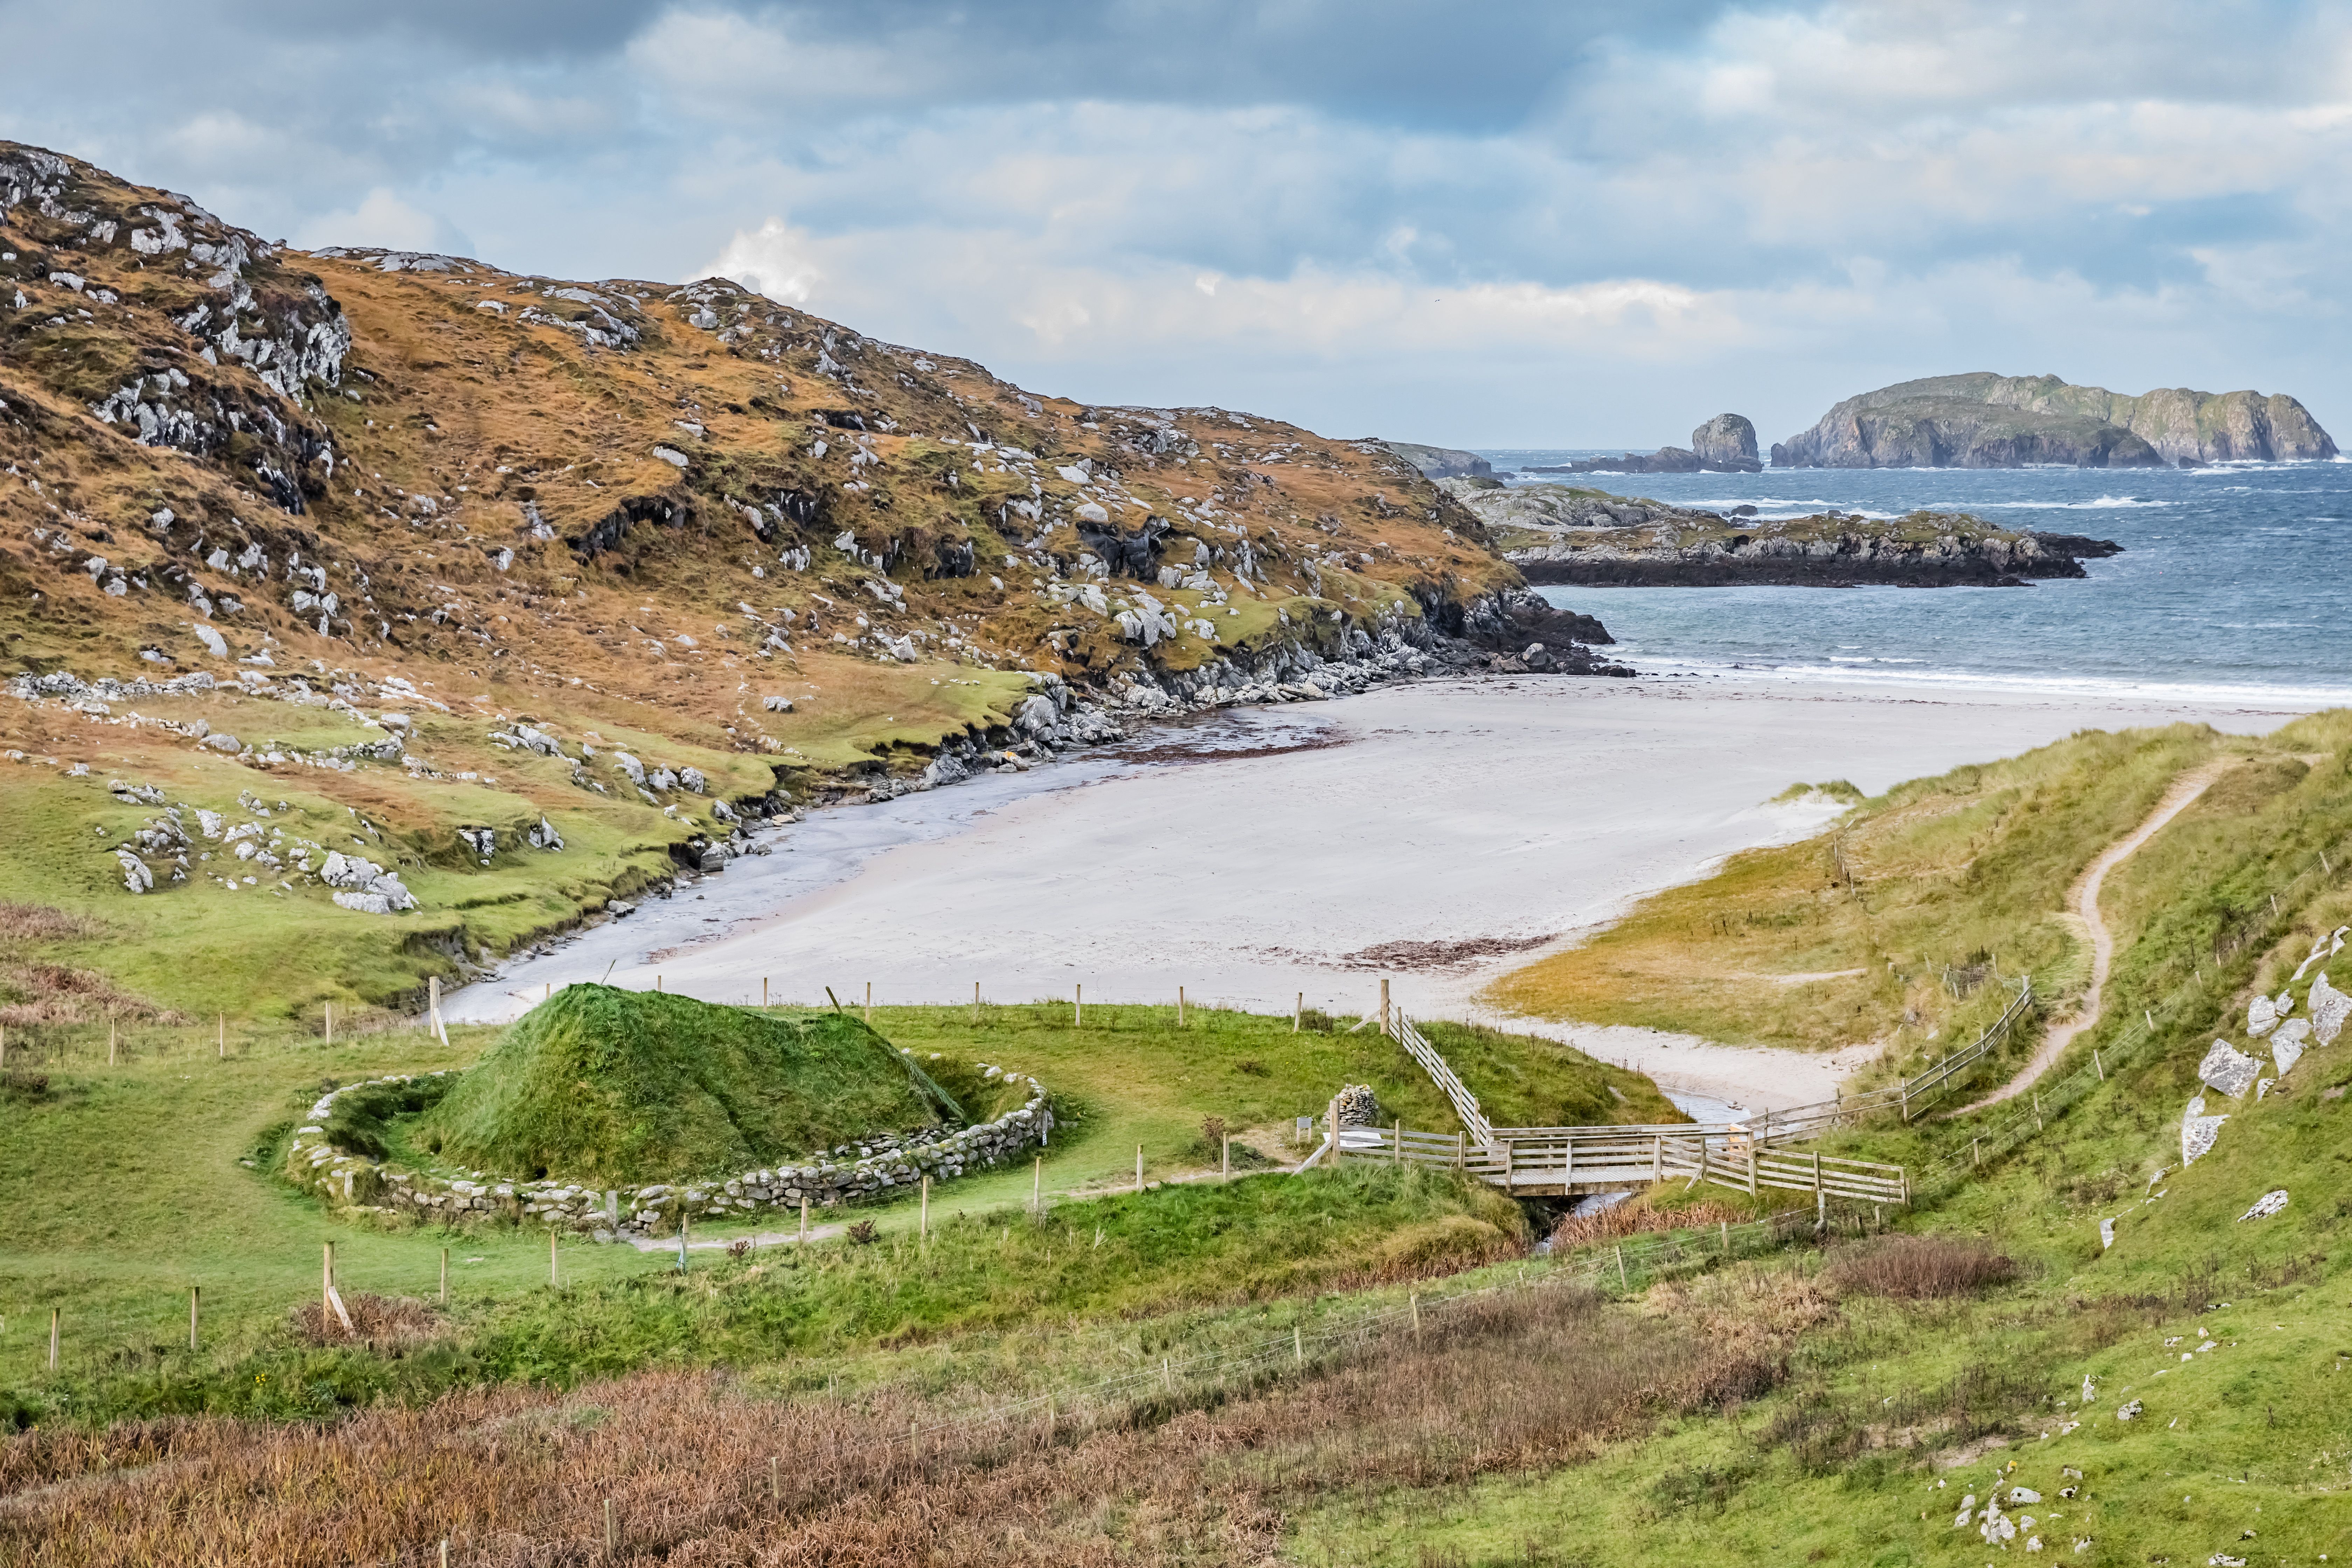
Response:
[[1484, 722, 2241, 1066]]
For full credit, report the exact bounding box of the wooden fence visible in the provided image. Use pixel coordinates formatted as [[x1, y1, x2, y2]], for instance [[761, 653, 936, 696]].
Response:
[[1391, 1014, 1493, 1144]]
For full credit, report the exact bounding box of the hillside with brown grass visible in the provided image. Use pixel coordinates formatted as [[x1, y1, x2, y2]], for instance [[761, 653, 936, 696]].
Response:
[[0, 141, 1591, 1017]]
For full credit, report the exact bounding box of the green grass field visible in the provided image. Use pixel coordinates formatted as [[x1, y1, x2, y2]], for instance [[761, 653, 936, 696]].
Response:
[[0, 993, 1652, 1427]]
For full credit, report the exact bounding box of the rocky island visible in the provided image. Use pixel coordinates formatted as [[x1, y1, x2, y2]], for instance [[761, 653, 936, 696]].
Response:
[[1516, 413, 1763, 475], [1771, 372, 2337, 469], [1442, 480, 2119, 587]]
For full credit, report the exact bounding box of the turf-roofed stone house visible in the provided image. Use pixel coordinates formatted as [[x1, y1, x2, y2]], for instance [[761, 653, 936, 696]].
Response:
[[284, 986, 1053, 1238]]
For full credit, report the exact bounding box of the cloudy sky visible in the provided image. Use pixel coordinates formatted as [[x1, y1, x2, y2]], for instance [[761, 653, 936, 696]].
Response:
[[8, 0, 2348, 447]]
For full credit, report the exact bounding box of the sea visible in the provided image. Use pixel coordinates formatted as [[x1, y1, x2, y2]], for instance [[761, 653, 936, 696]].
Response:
[[1484, 452, 2352, 704]]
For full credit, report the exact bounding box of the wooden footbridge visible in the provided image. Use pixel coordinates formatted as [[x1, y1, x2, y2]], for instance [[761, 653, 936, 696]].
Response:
[[1306, 1120, 1909, 1206], [1291, 985, 2034, 1209]]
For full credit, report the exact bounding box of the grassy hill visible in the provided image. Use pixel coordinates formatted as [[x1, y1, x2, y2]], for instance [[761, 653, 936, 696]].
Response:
[[412, 985, 957, 1183], [0, 139, 1543, 1021]]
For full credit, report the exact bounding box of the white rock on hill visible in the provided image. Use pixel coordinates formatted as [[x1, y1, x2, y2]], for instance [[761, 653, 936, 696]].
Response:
[[321, 850, 417, 914], [2197, 1039, 2262, 1098]]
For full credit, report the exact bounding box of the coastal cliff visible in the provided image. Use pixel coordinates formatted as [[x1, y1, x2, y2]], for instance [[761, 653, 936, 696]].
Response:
[[1773, 373, 2337, 468], [1444, 481, 2118, 587]]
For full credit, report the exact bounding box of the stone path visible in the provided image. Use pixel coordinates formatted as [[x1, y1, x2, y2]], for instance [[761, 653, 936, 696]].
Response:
[[1951, 759, 2229, 1114]]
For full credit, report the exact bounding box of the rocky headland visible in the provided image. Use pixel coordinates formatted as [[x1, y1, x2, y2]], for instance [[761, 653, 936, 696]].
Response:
[[1523, 413, 1762, 476], [1772, 373, 2338, 469], [1379, 441, 1491, 479], [0, 139, 1641, 1022], [1442, 481, 2119, 588]]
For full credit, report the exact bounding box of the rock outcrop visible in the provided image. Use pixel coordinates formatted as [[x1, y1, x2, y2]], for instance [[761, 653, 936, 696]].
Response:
[[1381, 441, 1491, 479], [1446, 481, 2119, 588], [1690, 414, 1761, 471], [1527, 413, 1762, 475], [1772, 373, 2337, 469]]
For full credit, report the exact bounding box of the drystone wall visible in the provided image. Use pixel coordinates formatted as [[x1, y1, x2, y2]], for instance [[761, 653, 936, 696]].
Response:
[[285, 1070, 1055, 1241]]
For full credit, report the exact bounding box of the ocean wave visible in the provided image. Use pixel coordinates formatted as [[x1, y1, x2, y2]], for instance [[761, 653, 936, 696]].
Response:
[[1617, 656, 2352, 707], [1965, 495, 2172, 509]]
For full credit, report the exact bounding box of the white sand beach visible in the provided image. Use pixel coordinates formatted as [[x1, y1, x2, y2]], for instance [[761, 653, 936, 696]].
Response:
[[449, 673, 2327, 1110]]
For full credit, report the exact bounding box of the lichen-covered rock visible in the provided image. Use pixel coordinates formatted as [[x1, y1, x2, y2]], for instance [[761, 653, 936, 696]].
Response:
[[2312, 972, 2351, 1044], [2182, 1094, 2228, 1165], [320, 850, 416, 913], [2271, 1018, 2310, 1077], [2197, 1039, 2263, 1098], [2247, 994, 2278, 1036], [2238, 1189, 2289, 1222]]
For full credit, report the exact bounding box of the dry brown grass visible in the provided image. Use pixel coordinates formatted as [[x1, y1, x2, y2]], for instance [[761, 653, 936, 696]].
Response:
[[1821, 1234, 2018, 1300], [0, 903, 102, 944], [1546, 1197, 1752, 1251], [0, 964, 185, 1027], [0, 1282, 1796, 1566], [288, 1293, 453, 1353]]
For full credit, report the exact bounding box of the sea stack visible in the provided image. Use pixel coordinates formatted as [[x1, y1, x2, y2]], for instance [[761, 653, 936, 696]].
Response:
[[1690, 414, 1761, 472]]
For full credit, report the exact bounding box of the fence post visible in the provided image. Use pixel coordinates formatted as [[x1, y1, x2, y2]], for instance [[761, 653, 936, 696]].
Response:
[[48, 1307, 57, 1372], [1720, 1219, 1728, 1257], [1293, 1325, 1303, 1368], [1504, 1139, 1515, 1196], [1616, 1244, 1628, 1290], [921, 1174, 931, 1238], [1392, 1120, 1401, 1167], [440, 1247, 449, 1305], [108, 1012, 118, 1066], [1222, 1134, 1231, 1181], [1411, 1291, 1421, 1337], [216, 1013, 224, 1059], [550, 1229, 560, 1288], [863, 981, 871, 1025], [802, 1194, 811, 1243], [1134, 1146, 1143, 1195], [770, 1454, 780, 1505], [2095, 1048, 2104, 1081], [1748, 1140, 1758, 1196], [1653, 1133, 1662, 1180], [1379, 978, 1391, 1037], [1564, 1134, 1574, 1188], [1327, 1096, 1340, 1166], [1032, 1156, 1042, 1216], [429, 974, 447, 1045], [1178, 985, 1186, 1027], [189, 1284, 200, 1351], [325, 1001, 334, 1045], [1972, 1138, 1982, 1168], [1456, 1130, 1465, 1171], [2034, 1092, 2044, 1132], [605, 1497, 617, 1555]]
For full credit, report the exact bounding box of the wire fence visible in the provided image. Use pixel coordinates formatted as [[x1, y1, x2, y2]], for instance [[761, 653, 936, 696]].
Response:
[[1910, 830, 2352, 1191], [279, 1204, 1822, 1563]]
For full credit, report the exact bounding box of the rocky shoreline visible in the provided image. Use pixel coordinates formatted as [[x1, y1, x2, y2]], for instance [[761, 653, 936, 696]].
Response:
[[1511, 524, 2118, 588], [1433, 481, 2120, 590]]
